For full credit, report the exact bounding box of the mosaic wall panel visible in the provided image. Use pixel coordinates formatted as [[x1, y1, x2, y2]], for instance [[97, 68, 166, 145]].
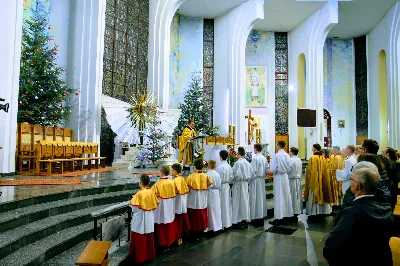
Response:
[[203, 19, 214, 125], [101, 0, 149, 163], [354, 36, 368, 136], [275, 32, 288, 135]]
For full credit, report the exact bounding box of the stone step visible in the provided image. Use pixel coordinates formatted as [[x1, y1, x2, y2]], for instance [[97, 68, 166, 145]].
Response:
[[0, 183, 138, 214], [0, 222, 95, 266], [0, 200, 132, 260], [0, 189, 137, 233]]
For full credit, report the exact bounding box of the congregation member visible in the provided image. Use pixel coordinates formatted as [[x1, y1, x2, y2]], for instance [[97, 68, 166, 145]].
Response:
[[250, 143, 268, 225], [231, 147, 252, 228], [129, 174, 159, 264], [336, 145, 357, 195], [206, 160, 223, 232], [323, 168, 393, 266], [382, 146, 399, 206], [171, 163, 190, 245], [288, 147, 303, 220], [269, 141, 293, 225], [186, 159, 212, 240], [354, 145, 364, 157], [305, 144, 336, 221], [330, 146, 344, 202], [216, 150, 233, 229], [152, 165, 177, 251]]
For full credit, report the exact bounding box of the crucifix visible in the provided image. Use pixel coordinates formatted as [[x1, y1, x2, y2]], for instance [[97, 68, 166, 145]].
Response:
[[245, 109, 255, 145]]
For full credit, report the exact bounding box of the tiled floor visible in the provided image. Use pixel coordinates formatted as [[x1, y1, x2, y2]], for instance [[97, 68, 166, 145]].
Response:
[[135, 214, 333, 266]]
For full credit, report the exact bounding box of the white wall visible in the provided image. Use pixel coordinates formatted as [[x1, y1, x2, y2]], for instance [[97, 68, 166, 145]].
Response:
[[0, 0, 23, 174], [367, 1, 400, 149], [214, 0, 264, 145], [288, 1, 338, 158]]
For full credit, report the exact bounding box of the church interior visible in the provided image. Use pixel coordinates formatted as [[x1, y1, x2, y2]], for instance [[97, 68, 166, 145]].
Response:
[[1, 0, 400, 265]]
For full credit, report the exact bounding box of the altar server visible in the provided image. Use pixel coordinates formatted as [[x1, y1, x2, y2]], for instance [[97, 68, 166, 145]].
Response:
[[171, 163, 190, 245], [232, 147, 252, 228], [288, 147, 303, 219], [186, 159, 212, 240], [152, 165, 177, 250], [206, 160, 222, 232], [216, 150, 233, 229], [269, 141, 293, 225], [129, 174, 159, 263], [250, 143, 268, 224], [336, 145, 357, 195]]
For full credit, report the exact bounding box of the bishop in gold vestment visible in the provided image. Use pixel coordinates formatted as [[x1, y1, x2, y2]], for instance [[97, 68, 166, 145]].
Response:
[[179, 121, 196, 167]]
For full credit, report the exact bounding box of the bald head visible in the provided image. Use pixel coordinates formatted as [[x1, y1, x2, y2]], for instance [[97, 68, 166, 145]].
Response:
[[352, 168, 380, 195]]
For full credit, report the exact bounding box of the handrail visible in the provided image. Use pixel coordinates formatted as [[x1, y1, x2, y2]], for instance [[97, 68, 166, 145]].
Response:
[[91, 201, 132, 240], [91, 201, 130, 218]]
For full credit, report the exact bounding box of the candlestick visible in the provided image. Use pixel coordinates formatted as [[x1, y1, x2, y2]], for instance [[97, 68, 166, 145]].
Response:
[[229, 124, 232, 135], [232, 125, 236, 140]]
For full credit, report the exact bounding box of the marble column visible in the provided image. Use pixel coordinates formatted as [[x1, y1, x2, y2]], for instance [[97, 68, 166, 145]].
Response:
[[66, 0, 106, 145], [214, 0, 264, 144], [0, 0, 23, 175]]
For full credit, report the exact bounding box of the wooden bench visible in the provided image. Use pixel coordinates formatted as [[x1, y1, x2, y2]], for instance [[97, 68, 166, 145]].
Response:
[[76, 240, 111, 266], [38, 157, 106, 175]]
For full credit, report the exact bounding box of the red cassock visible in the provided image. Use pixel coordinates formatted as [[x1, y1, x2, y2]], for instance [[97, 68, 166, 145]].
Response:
[[129, 232, 156, 263], [155, 222, 176, 246], [174, 212, 191, 239], [188, 208, 208, 231]]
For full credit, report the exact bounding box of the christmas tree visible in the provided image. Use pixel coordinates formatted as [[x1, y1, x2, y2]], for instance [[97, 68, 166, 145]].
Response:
[[141, 119, 171, 164], [173, 72, 219, 138], [18, 7, 76, 126]]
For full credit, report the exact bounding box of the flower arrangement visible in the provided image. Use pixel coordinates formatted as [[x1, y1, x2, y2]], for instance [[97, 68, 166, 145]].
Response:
[[227, 146, 238, 167], [245, 151, 253, 163]]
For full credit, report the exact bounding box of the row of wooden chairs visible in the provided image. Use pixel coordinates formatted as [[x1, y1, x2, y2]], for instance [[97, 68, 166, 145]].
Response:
[[35, 140, 106, 175]]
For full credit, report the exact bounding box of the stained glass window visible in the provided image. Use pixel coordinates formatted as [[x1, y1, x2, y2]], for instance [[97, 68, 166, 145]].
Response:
[[275, 32, 289, 135], [203, 19, 214, 125], [103, 0, 149, 101]]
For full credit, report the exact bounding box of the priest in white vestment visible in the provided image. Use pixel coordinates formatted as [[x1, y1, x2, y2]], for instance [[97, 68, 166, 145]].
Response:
[[206, 160, 222, 232], [336, 145, 357, 195], [232, 147, 252, 228], [288, 147, 303, 218], [216, 150, 233, 229], [269, 141, 293, 225], [250, 143, 268, 223]]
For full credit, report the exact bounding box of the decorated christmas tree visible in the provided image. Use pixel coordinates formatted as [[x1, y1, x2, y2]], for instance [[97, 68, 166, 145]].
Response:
[[140, 119, 171, 165], [18, 7, 76, 126], [173, 72, 219, 138]]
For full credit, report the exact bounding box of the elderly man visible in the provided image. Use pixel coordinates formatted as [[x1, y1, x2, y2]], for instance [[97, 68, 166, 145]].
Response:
[[323, 168, 393, 266]]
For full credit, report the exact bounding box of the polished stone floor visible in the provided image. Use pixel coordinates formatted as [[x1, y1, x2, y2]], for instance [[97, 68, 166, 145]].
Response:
[[0, 167, 142, 203], [122, 214, 333, 266]]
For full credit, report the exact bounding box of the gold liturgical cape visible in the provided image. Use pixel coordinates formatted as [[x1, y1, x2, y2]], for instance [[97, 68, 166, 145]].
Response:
[[179, 126, 196, 165], [305, 155, 338, 204], [330, 155, 344, 198]]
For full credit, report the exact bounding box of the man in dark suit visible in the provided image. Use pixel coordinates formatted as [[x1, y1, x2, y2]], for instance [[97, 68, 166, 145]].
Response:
[[323, 168, 393, 266]]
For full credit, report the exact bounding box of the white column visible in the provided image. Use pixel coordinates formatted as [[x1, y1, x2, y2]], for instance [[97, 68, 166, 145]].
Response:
[[147, 0, 188, 108], [66, 0, 106, 145], [288, 1, 338, 158], [214, 0, 264, 144], [0, 0, 23, 175]]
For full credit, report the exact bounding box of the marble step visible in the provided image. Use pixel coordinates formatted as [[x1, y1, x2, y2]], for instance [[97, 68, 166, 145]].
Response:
[[0, 189, 136, 233], [0, 183, 139, 214], [0, 222, 95, 266], [0, 200, 133, 260]]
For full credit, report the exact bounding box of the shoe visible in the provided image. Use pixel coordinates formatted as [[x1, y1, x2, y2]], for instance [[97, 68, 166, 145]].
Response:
[[269, 219, 281, 226]]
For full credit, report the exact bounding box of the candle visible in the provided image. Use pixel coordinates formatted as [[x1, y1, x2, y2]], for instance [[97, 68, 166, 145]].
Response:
[[232, 125, 236, 139], [229, 124, 232, 135]]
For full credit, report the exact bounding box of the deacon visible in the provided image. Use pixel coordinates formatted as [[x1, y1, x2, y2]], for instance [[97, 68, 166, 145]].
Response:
[[336, 145, 357, 195], [269, 141, 293, 225], [305, 144, 336, 221], [152, 165, 177, 251], [171, 163, 190, 245], [206, 160, 223, 232], [216, 150, 233, 229], [288, 147, 303, 219], [231, 147, 252, 228], [179, 120, 196, 172], [129, 174, 159, 264], [250, 143, 268, 224], [185, 159, 212, 240]]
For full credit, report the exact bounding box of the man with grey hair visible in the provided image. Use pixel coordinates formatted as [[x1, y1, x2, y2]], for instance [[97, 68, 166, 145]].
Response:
[[323, 168, 393, 265]]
